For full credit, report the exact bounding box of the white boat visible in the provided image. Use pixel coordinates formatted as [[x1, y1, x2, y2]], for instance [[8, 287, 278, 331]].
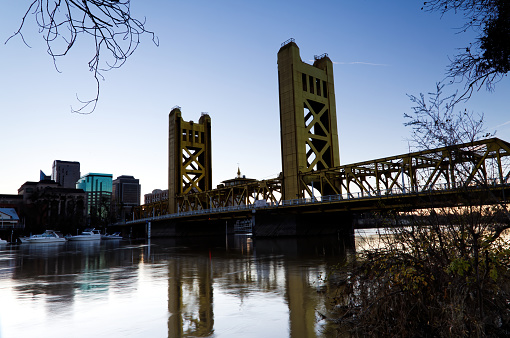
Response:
[[67, 228, 102, 241], [0, 238, 7, 245], [101, 232, 123, 240], [22, 230, 66, 243]]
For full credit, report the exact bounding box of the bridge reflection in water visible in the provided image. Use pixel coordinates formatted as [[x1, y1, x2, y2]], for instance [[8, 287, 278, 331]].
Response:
[[0, 235, 354, 338], [164, 234, 352, 337]]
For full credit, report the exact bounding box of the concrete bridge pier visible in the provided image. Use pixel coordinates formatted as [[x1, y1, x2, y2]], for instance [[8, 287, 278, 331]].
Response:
[[252, 210, 354, 238], [125, 219, 225, 238]]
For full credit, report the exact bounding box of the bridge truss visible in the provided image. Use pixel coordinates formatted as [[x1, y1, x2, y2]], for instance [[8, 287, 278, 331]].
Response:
[[136, 178, 282, 217], [135, 138, 510, 218], [300, 138, 510, 199], [174, 177, 282, 213]]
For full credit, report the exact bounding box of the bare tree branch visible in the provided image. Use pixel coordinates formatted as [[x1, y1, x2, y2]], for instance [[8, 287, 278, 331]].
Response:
[[6, 0, 159, 114], [404, 83, 493, 150]]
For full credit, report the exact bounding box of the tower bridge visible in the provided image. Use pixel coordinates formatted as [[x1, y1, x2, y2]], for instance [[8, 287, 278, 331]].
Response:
[[129, 40, 510, 237]]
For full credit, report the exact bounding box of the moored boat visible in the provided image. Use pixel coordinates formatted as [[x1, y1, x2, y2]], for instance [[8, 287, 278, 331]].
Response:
[[22, 230, 66, 243], [0, 238, 7, 245], [101, 232, 122, 240], [67, 228, 102, 241]]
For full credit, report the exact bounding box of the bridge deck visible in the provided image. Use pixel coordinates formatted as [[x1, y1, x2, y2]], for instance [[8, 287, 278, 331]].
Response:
[[125, 180, 510, 226]]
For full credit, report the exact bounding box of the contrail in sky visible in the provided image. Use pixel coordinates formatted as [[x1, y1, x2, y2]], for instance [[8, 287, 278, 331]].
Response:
[[497, 121, 510, 127], [307, 60, 388, 66], [333, 61, 389, 66]]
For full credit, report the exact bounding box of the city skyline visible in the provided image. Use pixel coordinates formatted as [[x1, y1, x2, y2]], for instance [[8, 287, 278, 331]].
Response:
[[1, 1, 509, 198]]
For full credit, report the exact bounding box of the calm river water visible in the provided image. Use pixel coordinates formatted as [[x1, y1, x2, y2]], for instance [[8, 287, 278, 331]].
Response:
[[0, 232, 377, 338]]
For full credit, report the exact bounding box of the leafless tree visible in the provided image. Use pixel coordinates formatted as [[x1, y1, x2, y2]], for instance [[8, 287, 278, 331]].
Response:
[[404, 83, 493, 150], [7, 0, 158, 114], [423, 0, 510, 99]]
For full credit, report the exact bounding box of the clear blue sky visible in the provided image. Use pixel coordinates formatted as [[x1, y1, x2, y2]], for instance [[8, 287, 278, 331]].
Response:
[[1, 1, 509, 198]]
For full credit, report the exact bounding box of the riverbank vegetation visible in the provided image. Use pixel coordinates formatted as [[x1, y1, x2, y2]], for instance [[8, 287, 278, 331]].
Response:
[[323, 83, 510, 336], [326, 203, 510, 337]]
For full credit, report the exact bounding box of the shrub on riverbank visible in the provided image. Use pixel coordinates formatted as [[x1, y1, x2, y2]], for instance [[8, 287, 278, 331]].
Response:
[[327, 205, 510, 337]]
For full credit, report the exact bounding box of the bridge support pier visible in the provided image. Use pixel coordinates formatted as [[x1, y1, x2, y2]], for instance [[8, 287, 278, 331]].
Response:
[[127, 211, 355, 239], [252, 211, 354, 238]]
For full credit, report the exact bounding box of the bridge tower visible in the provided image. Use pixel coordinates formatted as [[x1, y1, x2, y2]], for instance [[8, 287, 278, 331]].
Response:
[[168, 107, 212, 213], [277, 40, 340, 200]]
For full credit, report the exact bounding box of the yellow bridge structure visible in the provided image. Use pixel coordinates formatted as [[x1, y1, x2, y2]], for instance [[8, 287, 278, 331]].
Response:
[[128, 39, 510, 237]]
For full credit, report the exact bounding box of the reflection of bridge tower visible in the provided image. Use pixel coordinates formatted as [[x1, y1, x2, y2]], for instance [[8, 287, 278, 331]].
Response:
[[278, 40, 340, 200], [286, 269, 320, 337], [168, 258, 214, 337], [168, 108, 212, 213]]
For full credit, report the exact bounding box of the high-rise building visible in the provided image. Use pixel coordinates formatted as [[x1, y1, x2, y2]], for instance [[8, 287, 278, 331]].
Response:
[[52, 160, 81, 189], [112, 175, 141, 221], [112, 175, 140, 206], [76, 173, 112, 224]]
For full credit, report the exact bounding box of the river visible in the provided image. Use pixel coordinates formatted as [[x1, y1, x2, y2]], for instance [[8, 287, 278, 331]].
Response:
[[0, 232, 378, 338]]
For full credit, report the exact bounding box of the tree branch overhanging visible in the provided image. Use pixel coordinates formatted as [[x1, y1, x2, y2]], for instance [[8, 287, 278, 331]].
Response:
[[423, 0, 510, 95], [7, 0, 159, 114]]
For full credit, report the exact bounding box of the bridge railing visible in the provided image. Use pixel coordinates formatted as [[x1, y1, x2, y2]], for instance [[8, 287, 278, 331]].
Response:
[[124, 178, 508, 225]]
